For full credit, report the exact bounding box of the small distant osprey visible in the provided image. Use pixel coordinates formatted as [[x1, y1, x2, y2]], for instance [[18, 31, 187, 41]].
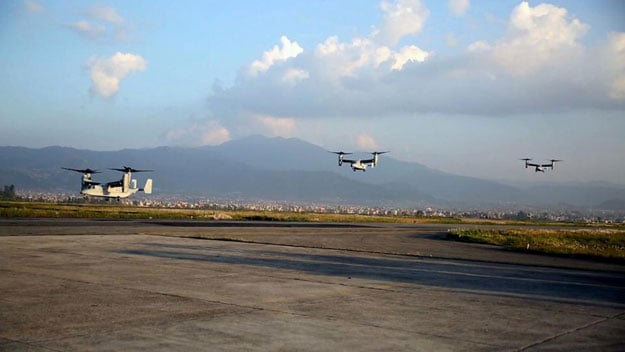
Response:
[[520, 158, 562, 173], [329, 151, 390, 172]]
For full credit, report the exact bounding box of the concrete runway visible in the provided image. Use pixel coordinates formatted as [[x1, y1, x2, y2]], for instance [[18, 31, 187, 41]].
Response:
[[1, 218, 624, 351]]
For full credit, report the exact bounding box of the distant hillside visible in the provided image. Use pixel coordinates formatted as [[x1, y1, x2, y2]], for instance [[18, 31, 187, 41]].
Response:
[[0, 143, 431, 205], [1, 136, 624, 208], [596, 199, 625, 211]]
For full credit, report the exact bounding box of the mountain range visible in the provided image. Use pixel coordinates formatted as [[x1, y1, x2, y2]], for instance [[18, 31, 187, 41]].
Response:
[[1, 135, 624, 210]]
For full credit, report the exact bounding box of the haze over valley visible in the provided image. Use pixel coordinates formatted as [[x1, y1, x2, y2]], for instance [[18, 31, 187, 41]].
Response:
[[2, 136, 624, 213]]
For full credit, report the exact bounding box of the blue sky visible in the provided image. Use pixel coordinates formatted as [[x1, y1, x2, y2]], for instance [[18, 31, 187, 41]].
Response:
[[1, 0, 624, 184]]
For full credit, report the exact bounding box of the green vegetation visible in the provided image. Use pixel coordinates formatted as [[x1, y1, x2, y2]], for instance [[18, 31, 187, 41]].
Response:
[[0, 201, 456, 224], [447, 228, 625, 263], [0, 200, 616, 228], [0, 185, 17, 200], [4, 200, 625, 262]]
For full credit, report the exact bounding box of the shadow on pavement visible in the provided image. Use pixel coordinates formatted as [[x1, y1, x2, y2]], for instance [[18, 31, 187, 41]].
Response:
[[118, 242, 625, 308]]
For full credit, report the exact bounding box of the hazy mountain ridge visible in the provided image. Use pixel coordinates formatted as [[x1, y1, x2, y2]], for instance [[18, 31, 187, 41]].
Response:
[[0, 142, 430, 205], [1, 136, 624, 209]]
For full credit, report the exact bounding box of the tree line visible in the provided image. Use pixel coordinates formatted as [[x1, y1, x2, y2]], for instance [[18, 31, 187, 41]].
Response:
[[1, 185, 17, 200]]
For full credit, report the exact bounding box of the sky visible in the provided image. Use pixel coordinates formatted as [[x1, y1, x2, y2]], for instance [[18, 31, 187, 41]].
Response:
[[1, 0, 624, 185]]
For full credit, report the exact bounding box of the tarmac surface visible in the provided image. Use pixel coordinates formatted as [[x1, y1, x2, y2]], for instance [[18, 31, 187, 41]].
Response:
[[1, 218, 624, 351]]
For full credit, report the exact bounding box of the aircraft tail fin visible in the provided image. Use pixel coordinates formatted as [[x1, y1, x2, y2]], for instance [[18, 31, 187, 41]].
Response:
[[142, 179, 153, 194]]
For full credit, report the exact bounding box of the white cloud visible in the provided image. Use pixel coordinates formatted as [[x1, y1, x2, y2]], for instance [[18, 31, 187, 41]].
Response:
[[249, 36, 304, 76], [391, 45, 429, 70], [449, 0, 469, 17], [315, 37, 383, 77], [313, 36, 429, 78], [356, 134, 379, 150], [486, 1, 589, 75], [164, 121, 231, 146], [67, 20, 106, 40], [306, 1, 431, 78], [65, 5, 131, 43], [256, 115, 297, 137], [376, 0, 429, 46], [24, 1, 43, 13], [87, 6, 124, 24], [207, 0, 624, 122], [281, 68, 310, 86], [316, 36, 344, 56], [86, 52, 147, 98]]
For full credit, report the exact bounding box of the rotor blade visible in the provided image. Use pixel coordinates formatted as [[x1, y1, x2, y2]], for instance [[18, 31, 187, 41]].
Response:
[[110, 167, 154, 173], [550, 159, 562, 162], [519, 158, 532, 161], [62, 167, 100, 174], [372, 151, 390, 155], [329, 151, 352, 155]]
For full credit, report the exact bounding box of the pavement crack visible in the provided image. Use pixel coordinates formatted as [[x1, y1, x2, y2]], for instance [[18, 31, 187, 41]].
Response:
[[516, 311, 625, 351]]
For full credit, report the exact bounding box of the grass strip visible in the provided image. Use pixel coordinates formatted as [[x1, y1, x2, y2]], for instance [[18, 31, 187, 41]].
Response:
[[1, 201, 620, 228], [447, 228, 625, 263], [0, 201, 458, 224]]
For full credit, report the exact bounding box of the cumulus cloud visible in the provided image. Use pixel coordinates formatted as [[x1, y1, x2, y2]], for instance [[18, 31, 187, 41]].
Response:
[[391, 45, 428, 70], [485, 1, 589, 75], [207, 0, 624, 124], [376, 0, 429, 46], [281, 68, 310, 86], [164, 120, 231, 146], [449, 0, 469, 17], [249, 36, 304, 76], [311, 35, 429, 78], [86, 52, 147, 98]]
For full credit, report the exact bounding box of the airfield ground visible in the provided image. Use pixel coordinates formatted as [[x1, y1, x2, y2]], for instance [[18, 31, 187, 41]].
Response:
[[1, 218, 624, 351]]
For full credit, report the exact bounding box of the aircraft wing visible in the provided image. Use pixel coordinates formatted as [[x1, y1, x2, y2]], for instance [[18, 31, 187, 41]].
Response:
[[106, 180, 124, 188], [342, 158, 357, 163], [360, 158, 375, 164], [526, 162, 540, 167]]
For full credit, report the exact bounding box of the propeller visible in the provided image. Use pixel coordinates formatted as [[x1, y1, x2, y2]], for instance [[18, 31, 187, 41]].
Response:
[[550, 159, 562, 162], [329, 151, 352, 167], [62, 167, 100, 174], [371, 151, 390, 155], [519, 158, 532, 168], [110, 166, 154, 173]]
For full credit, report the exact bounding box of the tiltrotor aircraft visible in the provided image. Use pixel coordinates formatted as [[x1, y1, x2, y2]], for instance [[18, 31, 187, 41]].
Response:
[[62, 166, 153, 199], [520, 158, 562, 173], [330, 151, 390, 172]]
